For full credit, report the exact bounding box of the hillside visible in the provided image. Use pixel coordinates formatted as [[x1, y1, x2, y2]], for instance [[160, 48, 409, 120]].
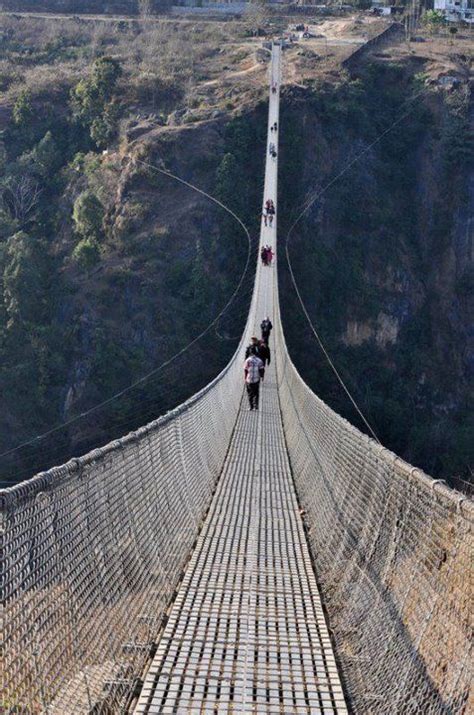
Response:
[[1, 0, 170, 14], [0, 13, 472, 486]]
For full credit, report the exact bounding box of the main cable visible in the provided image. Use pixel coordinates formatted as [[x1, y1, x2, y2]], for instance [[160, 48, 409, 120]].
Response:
[[0, 160, 254, 463]]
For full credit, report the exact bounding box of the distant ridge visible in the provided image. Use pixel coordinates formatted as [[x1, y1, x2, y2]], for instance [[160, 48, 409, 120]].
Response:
[[1, 0, 172, 15]]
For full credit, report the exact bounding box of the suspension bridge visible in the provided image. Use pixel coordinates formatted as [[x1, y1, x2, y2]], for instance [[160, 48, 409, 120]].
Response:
[[1, 45, 472, 715]]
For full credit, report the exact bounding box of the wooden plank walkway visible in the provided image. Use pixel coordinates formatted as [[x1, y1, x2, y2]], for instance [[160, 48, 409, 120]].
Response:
[[134, 45, 348, 715]]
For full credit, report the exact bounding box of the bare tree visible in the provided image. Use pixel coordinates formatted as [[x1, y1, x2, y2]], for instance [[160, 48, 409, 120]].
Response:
[[2, 175, 42, 223]]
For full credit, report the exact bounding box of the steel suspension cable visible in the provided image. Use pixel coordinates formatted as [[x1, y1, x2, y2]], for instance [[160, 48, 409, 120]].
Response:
[[284, 241, 381, 443], [284, 79, 443, 443], [0, 161, 253, 463]]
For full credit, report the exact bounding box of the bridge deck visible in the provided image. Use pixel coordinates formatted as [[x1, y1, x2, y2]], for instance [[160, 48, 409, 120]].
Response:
[[134, 45, 347, 714], [135, 360, 347, 714]]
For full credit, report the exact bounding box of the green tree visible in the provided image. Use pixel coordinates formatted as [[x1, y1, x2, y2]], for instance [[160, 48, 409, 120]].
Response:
[[352, 0, 372, 8], [3, 231, 47, 326], [89, 104, 120, 149], [91, 56, 122, 99], [72, 190, 104, 240], [0, 142, 6, 174], [72, 57, 122, 123], [0, 210, 19, 243], [424, 9, 445, 32], [30, 131, 62, 178], [71, 57, 122, 147], [216, 153, 240, 207], [72, 237, 100, 270], [13, 90, 34, 128]]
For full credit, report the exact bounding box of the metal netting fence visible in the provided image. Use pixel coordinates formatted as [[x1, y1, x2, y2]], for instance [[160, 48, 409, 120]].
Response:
[[275, 315, 473, 715], [0, 347, 245, 714]]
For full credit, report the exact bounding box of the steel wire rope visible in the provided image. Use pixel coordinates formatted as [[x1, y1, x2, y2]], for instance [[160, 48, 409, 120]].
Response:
[[0, 285, 258, 484], [282, 81, 437, 444], [0, 287, 258, 477], [1, 363, 242, 482], [290, 79, 434, 220], [0, 162, 254, 465]]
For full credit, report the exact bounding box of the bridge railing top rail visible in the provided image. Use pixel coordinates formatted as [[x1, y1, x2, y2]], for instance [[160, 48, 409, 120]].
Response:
[[0, 328, 246, 509]]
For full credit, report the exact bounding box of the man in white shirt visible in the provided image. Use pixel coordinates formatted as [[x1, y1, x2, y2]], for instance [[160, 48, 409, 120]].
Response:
[[244, 353, 265, 411]]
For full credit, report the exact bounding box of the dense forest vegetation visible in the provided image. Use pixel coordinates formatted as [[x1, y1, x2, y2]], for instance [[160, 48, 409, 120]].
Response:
[[0, 15, 472, 487]]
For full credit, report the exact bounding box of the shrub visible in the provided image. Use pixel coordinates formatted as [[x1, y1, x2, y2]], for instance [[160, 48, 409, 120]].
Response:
[[13, 89, 34, 127], [72, 237, 100, 270], [72, 190, 104, 240]]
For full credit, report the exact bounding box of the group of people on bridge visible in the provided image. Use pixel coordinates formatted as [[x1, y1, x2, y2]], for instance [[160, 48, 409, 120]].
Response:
[[243, 317, 273, 411], [243, 74, 278, 411], [263, 198, 275, 228]]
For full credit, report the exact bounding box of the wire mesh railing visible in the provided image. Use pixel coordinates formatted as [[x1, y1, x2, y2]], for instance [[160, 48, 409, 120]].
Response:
[[0, 330, 250, 713], [275, 312, 473, 715]]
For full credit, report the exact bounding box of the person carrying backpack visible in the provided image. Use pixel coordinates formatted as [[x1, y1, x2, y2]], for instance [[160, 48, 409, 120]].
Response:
[[244, 353, 265, 411]]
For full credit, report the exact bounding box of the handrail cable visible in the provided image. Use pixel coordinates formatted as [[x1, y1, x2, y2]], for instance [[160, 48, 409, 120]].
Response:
[[0, 161, 253, 462], [0, 285, 257, 482], [291, 81, 433, 222], [2, 346, 253, 482], [284, 82, 436, 444]]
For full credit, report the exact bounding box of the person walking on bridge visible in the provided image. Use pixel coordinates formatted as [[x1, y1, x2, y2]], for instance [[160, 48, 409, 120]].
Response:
[[267, 201, 275, 227], [259, 340, 271, 366], [244, 353, 265, 411], [261, 316, 273, 345], [245, 336, 261, 359]]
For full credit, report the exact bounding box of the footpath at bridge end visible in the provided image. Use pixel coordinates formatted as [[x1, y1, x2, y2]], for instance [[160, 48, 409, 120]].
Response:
[[1, 45, 473, 715]]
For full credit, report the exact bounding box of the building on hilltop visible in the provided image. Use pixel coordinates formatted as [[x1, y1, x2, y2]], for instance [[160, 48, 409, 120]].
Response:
[[433, 0, 474, 22]]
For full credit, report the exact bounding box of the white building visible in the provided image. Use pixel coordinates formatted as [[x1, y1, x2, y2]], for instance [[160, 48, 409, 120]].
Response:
[[434, 0, 474, 22]]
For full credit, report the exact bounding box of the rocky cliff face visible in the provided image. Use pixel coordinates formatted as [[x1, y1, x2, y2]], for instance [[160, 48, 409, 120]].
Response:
[[278, 63, 473, 483]]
